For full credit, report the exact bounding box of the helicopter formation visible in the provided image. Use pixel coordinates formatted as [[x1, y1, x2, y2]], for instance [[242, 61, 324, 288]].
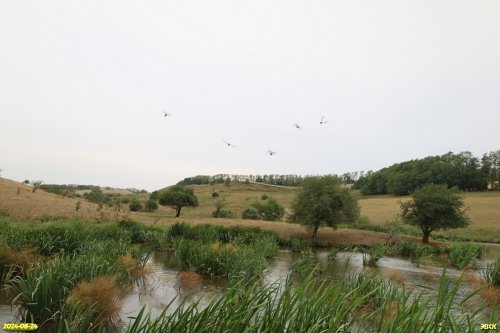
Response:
[[163, 112, 329, 157]]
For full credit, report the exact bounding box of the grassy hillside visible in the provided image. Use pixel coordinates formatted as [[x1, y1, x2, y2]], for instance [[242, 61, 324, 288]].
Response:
[[1, 177, 499, 243]]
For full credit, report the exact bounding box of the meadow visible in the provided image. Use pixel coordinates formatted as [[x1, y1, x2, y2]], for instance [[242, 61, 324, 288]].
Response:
[[2, 177, 500, 243]]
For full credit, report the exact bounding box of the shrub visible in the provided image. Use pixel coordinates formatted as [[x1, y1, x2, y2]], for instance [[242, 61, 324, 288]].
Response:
[[144, 199, 159, 212], [211, 191, 219, 198], [149, 191, 160, 201], [327, 248, 338, 262], [261, 194, 268, 200], [242, 207, 259, 220], [363, 245, 386, 267], [448, 243, 485, 269], [289, 237, 309, 252], [483, 259, 500, 286], [251, 197, 285, 221], [129, 200, 142, 212]]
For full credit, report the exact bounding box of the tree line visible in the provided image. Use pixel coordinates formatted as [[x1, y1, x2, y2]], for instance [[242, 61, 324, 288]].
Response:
[[354, 150, 500, 195], [177, 173, 364, 187]]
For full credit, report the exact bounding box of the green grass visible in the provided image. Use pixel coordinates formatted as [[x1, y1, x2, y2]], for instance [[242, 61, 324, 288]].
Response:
[[362, 244, 386, 267], [448, 243, 486, 269], [289, 236, 310, 252], [123, 270, 496, 333], [483, 259, 500, 286], [1, 217, 497, 332]]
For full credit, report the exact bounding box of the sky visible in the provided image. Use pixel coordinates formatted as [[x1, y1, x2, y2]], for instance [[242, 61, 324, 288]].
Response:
[[1, 1, 499, 191]]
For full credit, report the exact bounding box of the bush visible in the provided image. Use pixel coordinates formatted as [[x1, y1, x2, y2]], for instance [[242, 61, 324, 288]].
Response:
[[212, 191, 219, 198], [129, 200, 142, 212], [388, 240, 432, 267], [242, 207, 259, 220], [261, 194, 268, 200], [363, 245, 386, 267], [144, 199, 159, 212], [149, 191, 160, 201], [289, 237, 309, 252], [251, 197, 285, 221]]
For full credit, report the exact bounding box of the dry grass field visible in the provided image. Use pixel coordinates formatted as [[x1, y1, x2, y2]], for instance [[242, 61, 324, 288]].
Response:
[[358, 192, 500, 242], [1, 177, 499, 243], [0, 178, 396, 245], [0, 177, 129, 221]]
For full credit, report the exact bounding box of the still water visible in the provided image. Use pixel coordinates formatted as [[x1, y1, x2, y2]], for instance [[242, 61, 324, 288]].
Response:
[[0, 245, 498, 331]]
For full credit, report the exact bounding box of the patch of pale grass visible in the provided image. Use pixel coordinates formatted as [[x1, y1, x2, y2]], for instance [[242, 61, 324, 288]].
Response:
[[66, 275, 123, 324]]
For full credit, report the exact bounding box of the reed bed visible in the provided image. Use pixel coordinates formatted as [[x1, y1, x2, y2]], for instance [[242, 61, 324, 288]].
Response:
[[484, 258, 500, 287], [123, 270, 497, 333], [448, 243, 485, 269]]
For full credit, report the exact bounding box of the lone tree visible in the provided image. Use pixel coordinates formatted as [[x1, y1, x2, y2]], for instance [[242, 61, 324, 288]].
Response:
[[400, 183, 470, 244], [289, 176, 359, 238], [159, 185, 198, 217]]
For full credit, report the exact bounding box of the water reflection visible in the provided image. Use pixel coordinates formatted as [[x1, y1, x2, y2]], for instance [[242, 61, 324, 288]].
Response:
[[0, 245, 497, 328]]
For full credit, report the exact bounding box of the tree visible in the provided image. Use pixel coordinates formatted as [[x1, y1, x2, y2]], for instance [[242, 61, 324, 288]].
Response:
[[212, 200, 232, 218], [212, 200, 225, 217], [31, 180, 43, 192], [150, 191, 160, 201], [158, 185, 198, 217], [400, 184, 470, 244], [289, 176, 359, 238]]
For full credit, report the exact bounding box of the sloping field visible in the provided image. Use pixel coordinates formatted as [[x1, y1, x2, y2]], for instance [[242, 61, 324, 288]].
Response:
[[2, 177, 499, 243], [0, 178, 393, 245], [358, 193, 500, 242], [0, 178, 129, 221]]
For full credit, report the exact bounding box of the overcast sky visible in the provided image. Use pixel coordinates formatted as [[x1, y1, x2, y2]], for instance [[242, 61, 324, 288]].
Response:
[[1, 1, 499, 191]]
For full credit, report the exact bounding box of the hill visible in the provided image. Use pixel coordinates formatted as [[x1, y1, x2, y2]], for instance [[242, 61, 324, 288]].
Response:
[[1, 177, 499, 243]]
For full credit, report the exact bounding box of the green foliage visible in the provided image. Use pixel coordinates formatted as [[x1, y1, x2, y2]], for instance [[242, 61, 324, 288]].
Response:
[[261, 194, 268, 200], [483, 258, 500, 286], [448, 243, 485, 269], [327, 248, 338, 262], [177, 175, 211, 186], [211, 200, 232, 218], [129, 199, 142, 212], [241, 207, 259, 220], [362, 244, 386, 267], [211, 191, 219, 198], [124, 269, 495, 333], [39, 184, 75, 197], [289, 176, 360, 237], [174, 239, 266, 279], [400, 184, 470, 244], [250, 197, 285, 221], [144, 199, 159, 212], [158, 185, 198, 217], [149, 191, 160, 201], [289, 236, 310, 252], [356, 150, 498, 195]]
